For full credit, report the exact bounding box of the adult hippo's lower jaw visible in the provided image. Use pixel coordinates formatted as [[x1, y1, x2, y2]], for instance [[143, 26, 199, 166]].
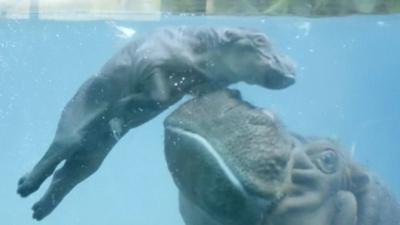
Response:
[[164, 90, 296, 225]]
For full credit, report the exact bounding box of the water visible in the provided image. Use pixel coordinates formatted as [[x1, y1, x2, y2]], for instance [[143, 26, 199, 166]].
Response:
[[1, 15, 399, 224]]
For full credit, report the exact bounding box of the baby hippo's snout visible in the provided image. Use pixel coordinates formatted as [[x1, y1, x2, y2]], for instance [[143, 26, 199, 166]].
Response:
[[260, 53, 296, 90]]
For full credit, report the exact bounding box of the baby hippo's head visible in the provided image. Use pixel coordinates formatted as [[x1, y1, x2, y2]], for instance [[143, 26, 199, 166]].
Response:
[[219, 28, 296, 89]]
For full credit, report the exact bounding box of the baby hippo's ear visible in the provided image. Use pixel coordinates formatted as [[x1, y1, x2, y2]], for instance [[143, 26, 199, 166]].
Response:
[[223, 28, 244, 43]]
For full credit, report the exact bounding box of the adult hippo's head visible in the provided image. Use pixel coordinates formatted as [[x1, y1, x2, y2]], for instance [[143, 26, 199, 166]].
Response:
[[164, 90, 400, 225], [164, 89, 294, 225]]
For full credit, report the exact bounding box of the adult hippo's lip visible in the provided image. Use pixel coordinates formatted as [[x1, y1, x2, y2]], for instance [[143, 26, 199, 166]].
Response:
[[164, 90, 295, 225]]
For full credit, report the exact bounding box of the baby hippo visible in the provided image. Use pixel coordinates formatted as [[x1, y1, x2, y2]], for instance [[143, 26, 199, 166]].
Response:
[[17, 26, 295, 220]]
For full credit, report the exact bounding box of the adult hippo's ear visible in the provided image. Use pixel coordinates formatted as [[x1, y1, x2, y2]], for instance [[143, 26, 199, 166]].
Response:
[[348, 164, 370, 193], [346, 164, 400, 225], [333, 191, 358, 225]]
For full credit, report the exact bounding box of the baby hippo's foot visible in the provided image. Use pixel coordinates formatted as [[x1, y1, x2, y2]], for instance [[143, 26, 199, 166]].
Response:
[[17, 174, 41, 197], [32, 198, 59, 221], [17, 142, 74, 198], [30, 172, 68, 220], [17, 162, 58, 197]]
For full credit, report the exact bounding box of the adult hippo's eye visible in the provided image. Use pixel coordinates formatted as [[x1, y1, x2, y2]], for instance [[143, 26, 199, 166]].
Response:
[[314, 149, 338, 174]]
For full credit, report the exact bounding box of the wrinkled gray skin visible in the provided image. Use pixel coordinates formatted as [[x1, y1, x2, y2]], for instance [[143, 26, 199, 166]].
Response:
[[164, 90, 400, 225], [17, 26, 296, 220]]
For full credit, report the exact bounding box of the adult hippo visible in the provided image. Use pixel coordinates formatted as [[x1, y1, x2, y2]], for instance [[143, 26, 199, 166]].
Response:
[[164, 90, 400, 225], [17, 26, 296, 220]]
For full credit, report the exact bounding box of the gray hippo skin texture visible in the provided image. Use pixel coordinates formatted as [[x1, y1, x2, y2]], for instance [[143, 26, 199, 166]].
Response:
[[16, 26, 296, 220], [164, 90, 400, 225]]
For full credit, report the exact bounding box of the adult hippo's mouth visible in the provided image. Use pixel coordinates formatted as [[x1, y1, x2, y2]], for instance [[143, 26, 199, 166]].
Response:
[[164, 90, 297, 225]]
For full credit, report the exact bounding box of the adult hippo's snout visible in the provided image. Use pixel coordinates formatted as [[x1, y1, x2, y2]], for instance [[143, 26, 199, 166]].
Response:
[[164, 90, 296, 225]]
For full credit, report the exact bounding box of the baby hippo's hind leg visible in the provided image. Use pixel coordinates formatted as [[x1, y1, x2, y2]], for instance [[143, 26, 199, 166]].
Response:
[[31, 132, 117, 220], [17, 76, 117, 197], [17, 139, 81, 197]]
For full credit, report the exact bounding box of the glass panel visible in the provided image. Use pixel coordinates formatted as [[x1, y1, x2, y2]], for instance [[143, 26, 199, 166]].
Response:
[[0, 0, 161, 20], [0, 0, 31, 19], [1, 0, 400, 20]]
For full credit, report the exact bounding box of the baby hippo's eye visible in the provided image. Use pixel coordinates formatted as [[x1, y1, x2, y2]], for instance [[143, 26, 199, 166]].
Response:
[[314, 149, 338, 174], [224, 30, 241, 42], [253, 35, 269, 47]]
